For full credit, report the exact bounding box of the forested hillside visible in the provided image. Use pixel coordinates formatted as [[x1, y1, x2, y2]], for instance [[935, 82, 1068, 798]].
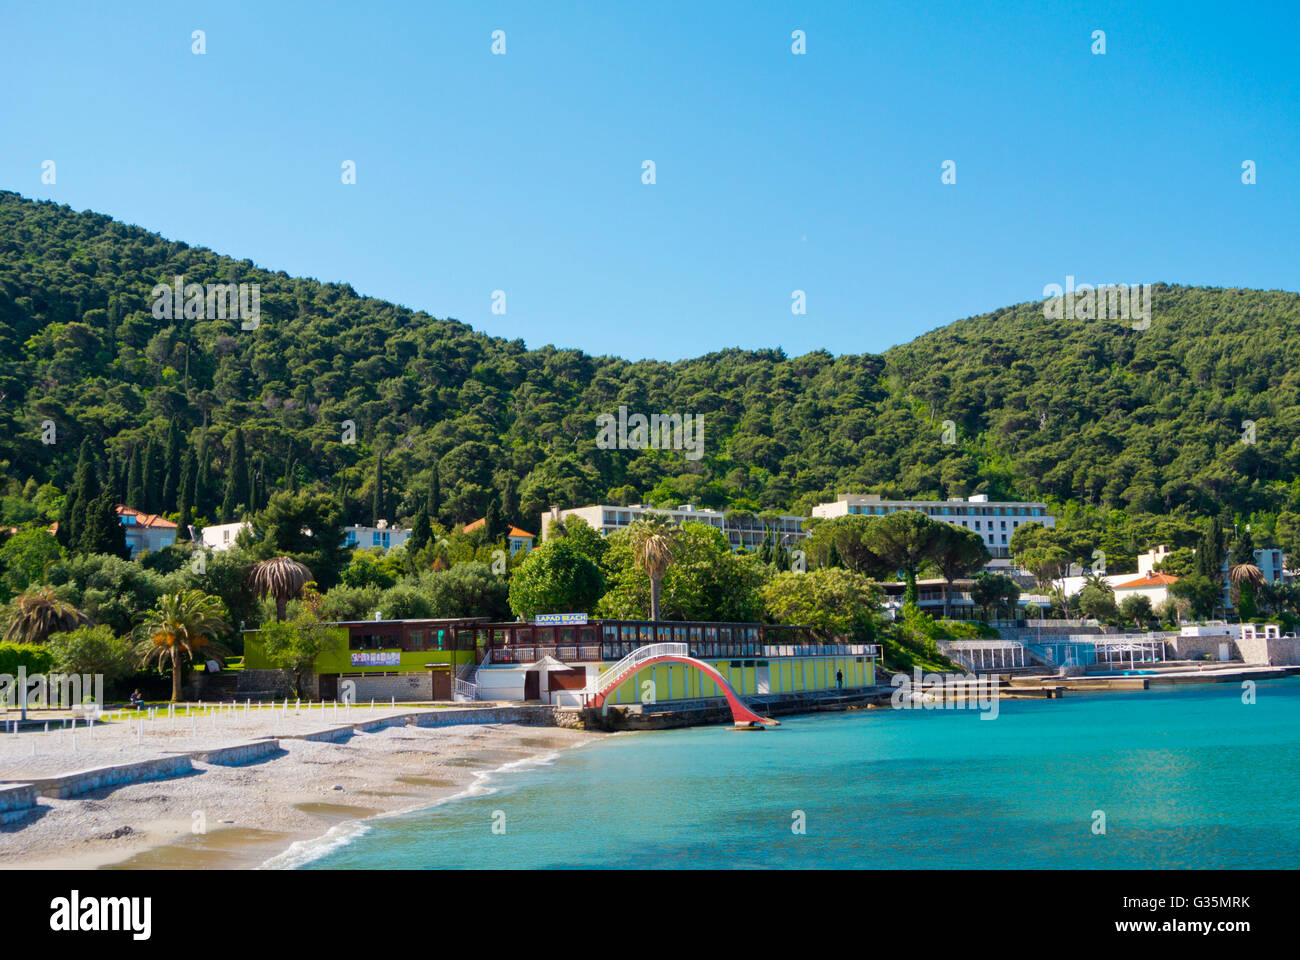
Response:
[[3, 190, 1300, 538]]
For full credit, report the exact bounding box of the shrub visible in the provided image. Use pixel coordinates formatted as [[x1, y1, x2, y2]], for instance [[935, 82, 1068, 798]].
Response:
[[320, 584, 383, 622], [377, 583, 434, 620], [44, 625, 138, 689], [0, 641, 55, 676]]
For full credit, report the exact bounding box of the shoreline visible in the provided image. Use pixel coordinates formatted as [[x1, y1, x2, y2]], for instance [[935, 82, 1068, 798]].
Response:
[[4, 669, 1296, 870], [0, 707, 599, 871]]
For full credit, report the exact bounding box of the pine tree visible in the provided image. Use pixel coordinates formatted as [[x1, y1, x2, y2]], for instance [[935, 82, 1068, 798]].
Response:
[[221, 429, 249, 522], [126, 445, 143, 510], [79, 493, 131, 560]]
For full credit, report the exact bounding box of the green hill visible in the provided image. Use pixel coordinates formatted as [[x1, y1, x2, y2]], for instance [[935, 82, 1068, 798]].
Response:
[[3, 190, 1300, 538]]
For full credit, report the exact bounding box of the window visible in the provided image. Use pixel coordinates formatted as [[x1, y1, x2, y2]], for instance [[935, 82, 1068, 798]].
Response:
[[408, 630, 426, 651]]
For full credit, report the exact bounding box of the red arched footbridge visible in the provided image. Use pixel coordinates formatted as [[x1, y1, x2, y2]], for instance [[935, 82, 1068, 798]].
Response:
[[587, 642, 778, 727]]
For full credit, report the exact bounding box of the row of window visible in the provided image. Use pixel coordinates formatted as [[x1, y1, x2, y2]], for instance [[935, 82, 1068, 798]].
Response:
[[848, 505, 1045, 517]]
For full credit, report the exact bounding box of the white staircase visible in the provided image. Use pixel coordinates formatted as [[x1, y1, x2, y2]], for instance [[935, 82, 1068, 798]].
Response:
[[454, 649, 490, 702], [589, 642, 688, 695]]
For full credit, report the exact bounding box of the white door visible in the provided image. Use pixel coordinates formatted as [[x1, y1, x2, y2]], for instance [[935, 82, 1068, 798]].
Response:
[[755, 664, 770, 695], [1218, 643, 1230, 662]]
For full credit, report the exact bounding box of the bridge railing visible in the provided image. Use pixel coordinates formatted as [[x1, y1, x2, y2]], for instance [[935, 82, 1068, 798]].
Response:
[[590, 642, 689, 694]]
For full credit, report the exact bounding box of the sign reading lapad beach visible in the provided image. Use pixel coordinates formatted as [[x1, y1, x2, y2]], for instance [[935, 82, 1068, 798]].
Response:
[[351, 651, 401, 667], [534, 613, 588, 625]]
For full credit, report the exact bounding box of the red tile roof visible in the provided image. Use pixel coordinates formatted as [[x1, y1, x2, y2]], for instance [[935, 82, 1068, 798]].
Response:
[[1114, 571, 1179, 589], [463, 517, 535, 539], [116, 505, 178, 529]]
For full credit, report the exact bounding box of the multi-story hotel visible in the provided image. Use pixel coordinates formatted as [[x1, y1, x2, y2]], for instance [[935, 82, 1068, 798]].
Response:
[[541, 504, 807, 552], [810, 493, 1055, 559]]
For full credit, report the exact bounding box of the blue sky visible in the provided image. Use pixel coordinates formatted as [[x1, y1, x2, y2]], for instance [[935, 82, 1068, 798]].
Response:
[[3, 0, 1297, 361]]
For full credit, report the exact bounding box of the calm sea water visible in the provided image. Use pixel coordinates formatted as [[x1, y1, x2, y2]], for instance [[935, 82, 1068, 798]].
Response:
[[300, 679, 1300, 869]]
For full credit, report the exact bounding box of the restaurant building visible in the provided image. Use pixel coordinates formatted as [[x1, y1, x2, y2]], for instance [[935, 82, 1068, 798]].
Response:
[[242, 616, 878, 708]]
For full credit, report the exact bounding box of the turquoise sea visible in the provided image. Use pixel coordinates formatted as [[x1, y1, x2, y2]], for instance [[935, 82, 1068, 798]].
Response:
[[299, 679, 1300, 869]]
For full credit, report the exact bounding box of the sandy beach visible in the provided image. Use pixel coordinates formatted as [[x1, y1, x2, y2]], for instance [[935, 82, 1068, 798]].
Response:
[[0, 705, 597, 870]]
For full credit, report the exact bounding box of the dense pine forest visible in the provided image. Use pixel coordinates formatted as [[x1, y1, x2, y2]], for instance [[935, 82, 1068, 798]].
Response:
[[3, 190, 1300, 546]]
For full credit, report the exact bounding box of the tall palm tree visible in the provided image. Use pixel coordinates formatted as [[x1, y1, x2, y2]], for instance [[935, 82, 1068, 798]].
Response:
[[136, 590, 231, 702], [2, 586, 88, 644], [627, 516, 676, 622], [250, 556, 313, 621]]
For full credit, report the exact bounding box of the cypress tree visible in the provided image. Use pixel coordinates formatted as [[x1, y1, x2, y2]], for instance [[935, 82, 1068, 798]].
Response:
[[485, 494, 505, 541], [410, 502, 432, 553], [177, 448, 197, 537], [161, 420, 182, 513], [372, 452, 385, 526], [57, 438, 97, 549], [336, 472, 349, 515], [79, 493, 130, 560], [195, 431, 211, 517], [221, 429, 249, 522], [142, 437, 162, 513], [501, 475, 519, 527], [248, 453, 261, 514], [126, 445, 143, 511], [106, 451, 124, 503], [427, 462, 441, 521]]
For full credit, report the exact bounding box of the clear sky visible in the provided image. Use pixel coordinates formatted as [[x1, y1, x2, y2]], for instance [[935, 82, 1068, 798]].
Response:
[[3, 0, 1297, 361]]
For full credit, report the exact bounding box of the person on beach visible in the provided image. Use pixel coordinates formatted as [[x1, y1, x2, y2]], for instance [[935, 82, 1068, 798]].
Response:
[[835, 669, 843, 690], [130, 689, 144, 709]]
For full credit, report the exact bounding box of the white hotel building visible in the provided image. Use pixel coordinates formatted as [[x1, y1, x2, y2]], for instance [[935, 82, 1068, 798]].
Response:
[[810, 493, 1054, 560], [541, 504, 807, 552]]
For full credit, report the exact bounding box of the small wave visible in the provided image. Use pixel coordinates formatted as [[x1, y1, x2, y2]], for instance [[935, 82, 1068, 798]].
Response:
[[258, 746, 576, 869], [260, 819, 372, 870]]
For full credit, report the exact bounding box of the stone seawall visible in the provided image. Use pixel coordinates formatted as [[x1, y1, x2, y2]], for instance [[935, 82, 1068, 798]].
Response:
[[0, 783, 37, 823], [14, 755, 195, 799], [191, 740, 284, 765]]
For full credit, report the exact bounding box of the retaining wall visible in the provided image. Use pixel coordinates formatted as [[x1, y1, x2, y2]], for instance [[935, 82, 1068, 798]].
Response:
[[14, 755, 194, 799], [0, 783, 37, 823], [191, 740, 283, 765]]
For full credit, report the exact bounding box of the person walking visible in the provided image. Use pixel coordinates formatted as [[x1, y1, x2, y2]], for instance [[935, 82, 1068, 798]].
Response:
[[835, 669, 843, 690]]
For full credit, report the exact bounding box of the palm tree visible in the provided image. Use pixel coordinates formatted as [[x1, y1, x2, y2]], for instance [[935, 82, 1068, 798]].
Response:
[[2, 586, 88, 644], [136, 590, 231, 702], [627, 516, 676, 622], [250, 556, 313, 621], [1228, 560, 1264, 615]]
